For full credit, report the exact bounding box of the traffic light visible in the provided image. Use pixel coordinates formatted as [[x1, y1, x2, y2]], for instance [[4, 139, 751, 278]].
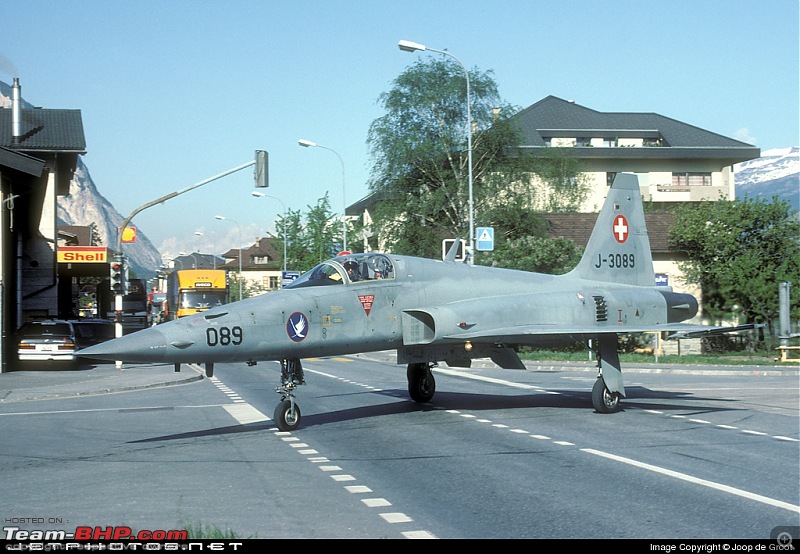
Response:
[[110, 259, 126, 294], [254, 150, 268, 188]]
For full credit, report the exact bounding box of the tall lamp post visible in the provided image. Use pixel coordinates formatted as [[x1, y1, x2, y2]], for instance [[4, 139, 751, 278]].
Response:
[[298, 139, 347, 252], [398, 39, 474, 264], [215, 215, 243, 301], [252, 191, 288, 275]]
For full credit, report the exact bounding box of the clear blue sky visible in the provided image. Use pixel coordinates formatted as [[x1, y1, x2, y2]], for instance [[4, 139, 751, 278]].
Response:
[[3, 0, 798, 261]]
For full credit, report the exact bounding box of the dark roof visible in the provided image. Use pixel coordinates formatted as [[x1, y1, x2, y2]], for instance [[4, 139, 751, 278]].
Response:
[[0, 146, 45, 176], [58, 225, 92, 246], [222, 237, 281, 270], [542, 212, 677, 253], [510, 96, 759, 163], [0, 108, 86, 153]]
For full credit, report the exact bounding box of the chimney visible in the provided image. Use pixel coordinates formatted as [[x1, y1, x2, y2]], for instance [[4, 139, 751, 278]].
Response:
[[11, 77, 22, 144]]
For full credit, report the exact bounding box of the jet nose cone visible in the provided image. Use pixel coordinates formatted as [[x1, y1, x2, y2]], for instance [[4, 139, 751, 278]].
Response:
[[79, 327, 170, 363]]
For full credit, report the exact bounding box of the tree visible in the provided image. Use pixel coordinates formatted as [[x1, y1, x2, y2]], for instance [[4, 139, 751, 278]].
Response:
[[367, 57, 527, 259], [272, 193, 343, 273], [670, 197, 800, 348], [366, 58, 590, 272]]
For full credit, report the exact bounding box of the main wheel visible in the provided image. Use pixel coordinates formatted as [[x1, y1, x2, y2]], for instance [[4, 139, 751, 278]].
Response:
[[407, 363, 436, 403], [592, 377, 621, 413], [273, 399, 301, 431]]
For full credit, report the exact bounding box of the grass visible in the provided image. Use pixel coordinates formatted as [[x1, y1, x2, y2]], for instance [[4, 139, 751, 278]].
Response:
[[519, 349, 791, 366], [179, 520, 257, 540]]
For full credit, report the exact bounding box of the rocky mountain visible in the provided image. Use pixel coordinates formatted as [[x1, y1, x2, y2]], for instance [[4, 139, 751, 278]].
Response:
[[56, 158, 162, 277], [0, 80, 162, 278], [735, 147, 799, 212]]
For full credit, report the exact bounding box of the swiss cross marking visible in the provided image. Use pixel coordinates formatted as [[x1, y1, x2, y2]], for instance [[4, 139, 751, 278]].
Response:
[[613, 215, 629, 243]]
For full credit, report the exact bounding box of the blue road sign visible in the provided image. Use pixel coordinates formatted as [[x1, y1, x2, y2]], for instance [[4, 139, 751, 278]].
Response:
[[476, 227, 494, 251]]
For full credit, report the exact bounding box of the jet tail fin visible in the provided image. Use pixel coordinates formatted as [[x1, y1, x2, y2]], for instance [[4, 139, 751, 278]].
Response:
[[567, 173, 655, 286]]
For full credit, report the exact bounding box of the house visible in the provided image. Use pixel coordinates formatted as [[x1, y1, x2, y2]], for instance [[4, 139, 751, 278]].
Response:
[[509, 96, 760, 211], [0, 79, 87, 371], [219, 236, 284, 296]]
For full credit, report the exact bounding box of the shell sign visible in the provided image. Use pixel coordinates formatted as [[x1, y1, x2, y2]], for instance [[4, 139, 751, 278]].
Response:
[[57, 246, 109, 263], [121, 226, 137, 243]]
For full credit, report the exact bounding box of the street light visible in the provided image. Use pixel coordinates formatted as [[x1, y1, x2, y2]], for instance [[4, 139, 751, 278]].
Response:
[[252, 191, 288, 276], [179, 250, 198, 269], [298, 139, 348, 252], [215, 215, 243, 301], [399, 39, 474, 264], [194, 231, 205, 268]]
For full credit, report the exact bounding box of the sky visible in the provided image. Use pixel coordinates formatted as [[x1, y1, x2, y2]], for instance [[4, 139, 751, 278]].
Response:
[[2, 0, 798, 263]]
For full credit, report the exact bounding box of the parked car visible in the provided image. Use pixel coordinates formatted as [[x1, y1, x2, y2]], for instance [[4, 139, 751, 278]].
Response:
[[71, 319, 115, 350], [16, 320, 78, 366]]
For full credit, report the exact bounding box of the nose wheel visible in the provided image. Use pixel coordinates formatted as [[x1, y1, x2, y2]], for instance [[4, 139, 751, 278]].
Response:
[[274, 358, 305, 431], [273, 396, 301, 431]]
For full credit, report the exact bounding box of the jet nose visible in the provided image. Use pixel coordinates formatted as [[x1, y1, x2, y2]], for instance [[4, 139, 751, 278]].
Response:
[[79, 327, 170, 363]]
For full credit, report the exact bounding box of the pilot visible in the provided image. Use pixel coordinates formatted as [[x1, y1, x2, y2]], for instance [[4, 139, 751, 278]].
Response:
[[343, 260, 362, 282]]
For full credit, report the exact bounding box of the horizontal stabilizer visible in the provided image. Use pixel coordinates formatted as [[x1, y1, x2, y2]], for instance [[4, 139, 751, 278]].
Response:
[[666, 323, 761, 340]]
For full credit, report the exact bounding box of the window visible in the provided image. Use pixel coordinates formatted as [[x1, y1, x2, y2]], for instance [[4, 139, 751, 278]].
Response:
[[672, 172, 712, 187]]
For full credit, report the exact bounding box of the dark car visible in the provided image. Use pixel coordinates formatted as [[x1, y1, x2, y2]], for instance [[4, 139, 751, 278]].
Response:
[[16, 320, 78, 366], [71, 319, 115, 350]]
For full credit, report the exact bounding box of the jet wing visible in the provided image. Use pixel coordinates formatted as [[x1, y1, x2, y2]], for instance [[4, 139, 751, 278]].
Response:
[[440, 322, 753, 343]]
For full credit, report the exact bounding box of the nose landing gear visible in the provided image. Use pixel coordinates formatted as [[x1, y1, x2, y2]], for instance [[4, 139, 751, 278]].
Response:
[[274, 358, 305, 431]]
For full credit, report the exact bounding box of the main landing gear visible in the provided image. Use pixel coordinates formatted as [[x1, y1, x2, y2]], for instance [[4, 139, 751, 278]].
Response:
[[591, 334, 624, 414], [273, 358, 305, 431], [407, 362, 436, 403]]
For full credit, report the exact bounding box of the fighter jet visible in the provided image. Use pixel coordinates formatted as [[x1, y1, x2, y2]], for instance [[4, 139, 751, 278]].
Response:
[[80, 174, 737, 431]]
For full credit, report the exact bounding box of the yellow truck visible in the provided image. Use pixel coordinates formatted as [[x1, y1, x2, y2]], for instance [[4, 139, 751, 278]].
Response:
[[166, 269, 228, 320]]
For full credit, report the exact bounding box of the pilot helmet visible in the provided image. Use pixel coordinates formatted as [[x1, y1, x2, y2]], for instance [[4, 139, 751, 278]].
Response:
[[343, 260, 358, 273]]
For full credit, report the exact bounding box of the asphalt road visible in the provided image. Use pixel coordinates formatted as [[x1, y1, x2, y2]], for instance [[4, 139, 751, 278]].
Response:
[[0, 355, 798, 541]]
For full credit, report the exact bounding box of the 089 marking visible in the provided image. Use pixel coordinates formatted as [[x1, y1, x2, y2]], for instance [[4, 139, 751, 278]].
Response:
[[206, 326, 243, 346]]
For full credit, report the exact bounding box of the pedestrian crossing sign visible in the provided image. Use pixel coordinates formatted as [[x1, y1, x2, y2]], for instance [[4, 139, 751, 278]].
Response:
[[476, 227, 494, 251]]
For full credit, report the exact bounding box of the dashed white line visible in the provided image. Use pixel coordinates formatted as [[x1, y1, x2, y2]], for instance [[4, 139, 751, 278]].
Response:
[[211, 373, 437, 539], [444, 407, 799, 514]]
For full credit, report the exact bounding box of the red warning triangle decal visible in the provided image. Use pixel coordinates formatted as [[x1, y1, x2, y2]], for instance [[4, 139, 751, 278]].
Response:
[[358, 294, 374, 316]]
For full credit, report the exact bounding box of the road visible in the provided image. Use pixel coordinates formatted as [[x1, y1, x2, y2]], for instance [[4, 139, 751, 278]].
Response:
[[1, 355, 798, 540]]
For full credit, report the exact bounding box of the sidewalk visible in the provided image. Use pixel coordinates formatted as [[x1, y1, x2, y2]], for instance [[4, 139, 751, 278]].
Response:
[[1, 354, 796, 404], [0, 361, 203, 403]]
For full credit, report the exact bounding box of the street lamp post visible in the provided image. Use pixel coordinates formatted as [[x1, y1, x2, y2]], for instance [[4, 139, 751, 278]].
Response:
[[215, 215, 243, 301], [194, 231, 205, 268], [298, 139, 347, 252], [398, 39, 474, 264], [252, 191, 288, 276]]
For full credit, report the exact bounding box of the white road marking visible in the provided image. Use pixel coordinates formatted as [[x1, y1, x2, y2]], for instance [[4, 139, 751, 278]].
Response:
[[222, 403, 269, 424], [582, 448, 800, 514]]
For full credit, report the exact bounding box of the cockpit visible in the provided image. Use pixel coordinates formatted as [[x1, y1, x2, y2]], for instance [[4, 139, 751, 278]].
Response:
[[285, 253, 395, 288]]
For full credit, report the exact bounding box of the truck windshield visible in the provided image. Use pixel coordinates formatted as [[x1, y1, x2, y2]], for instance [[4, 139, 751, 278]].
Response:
[[180, 291, 227, 309]]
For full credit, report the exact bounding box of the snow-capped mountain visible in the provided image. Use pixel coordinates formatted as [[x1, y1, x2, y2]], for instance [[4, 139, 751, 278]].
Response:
[[735, 147, 799, 212], [57, 159, 162, 277]]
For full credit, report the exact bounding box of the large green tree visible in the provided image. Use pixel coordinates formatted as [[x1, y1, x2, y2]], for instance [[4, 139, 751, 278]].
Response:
[[367, 58, 588, 274], [367, 57, 528, 259], [669, 197, 800, 347]]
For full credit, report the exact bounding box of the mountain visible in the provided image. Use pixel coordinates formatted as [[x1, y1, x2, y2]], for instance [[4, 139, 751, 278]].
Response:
[[57, 158, 162, 277], [735, 147, 800, 212], [0, 81, 162, 278]]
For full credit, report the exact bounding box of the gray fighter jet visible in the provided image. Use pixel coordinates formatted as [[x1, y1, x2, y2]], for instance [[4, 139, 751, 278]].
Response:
[[81, 174, 735, 431]]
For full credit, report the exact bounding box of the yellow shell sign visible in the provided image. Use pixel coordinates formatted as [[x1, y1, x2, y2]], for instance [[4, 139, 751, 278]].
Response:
[[121, 226, 137, 243]]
